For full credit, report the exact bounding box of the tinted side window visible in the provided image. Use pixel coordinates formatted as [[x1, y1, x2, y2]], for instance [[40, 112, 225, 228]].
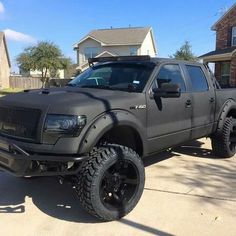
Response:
[[154, 64, 186, 92], [186, 66, 208, 92]]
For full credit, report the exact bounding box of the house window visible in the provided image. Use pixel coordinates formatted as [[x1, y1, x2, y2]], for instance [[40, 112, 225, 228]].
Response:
[[130, 47, 137, 56], [220, 62, 230, 87], [84, 47, 99, 61], [232, 27, 236, 46]]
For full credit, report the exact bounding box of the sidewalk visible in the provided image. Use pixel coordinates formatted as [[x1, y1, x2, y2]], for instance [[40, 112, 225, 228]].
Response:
[[0, 138, 236, 236]]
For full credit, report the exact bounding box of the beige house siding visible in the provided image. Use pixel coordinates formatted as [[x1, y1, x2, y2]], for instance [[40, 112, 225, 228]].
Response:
[[26, 70, 65, 79], [140, 31, 156, 56], [97, 51, 116, 57], [78, 38, 101, 66], [102, 45, 140, 56], [78, 43, 142, 70], [0, 37, 10, 88]]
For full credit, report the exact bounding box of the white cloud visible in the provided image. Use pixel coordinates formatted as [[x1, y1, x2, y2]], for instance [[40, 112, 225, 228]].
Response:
[[216, 6, 229, 16], [0, 2, 4, 14], [3, 29, 36, 44]]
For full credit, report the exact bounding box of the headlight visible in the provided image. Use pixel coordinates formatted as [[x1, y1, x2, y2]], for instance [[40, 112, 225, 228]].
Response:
[[44, 114, 86, 135]]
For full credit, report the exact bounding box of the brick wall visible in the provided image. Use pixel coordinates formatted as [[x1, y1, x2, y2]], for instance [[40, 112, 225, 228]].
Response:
[[215, 6, 236, 49]]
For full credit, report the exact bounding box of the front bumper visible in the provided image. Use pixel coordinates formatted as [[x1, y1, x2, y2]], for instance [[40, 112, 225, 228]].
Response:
[[0, 138, 88, 177]]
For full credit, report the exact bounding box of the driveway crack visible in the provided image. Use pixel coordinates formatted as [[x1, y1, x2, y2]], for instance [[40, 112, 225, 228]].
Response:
[[144, 187, 236, 203]]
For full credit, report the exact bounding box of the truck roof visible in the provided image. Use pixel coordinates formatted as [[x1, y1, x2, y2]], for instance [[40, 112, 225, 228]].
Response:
[[151, 57, 203, 65], [88, 56, 203, 67]]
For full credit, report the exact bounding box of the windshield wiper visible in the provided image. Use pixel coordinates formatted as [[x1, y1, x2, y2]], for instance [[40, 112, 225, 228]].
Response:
[[80, 85, 113, 90]]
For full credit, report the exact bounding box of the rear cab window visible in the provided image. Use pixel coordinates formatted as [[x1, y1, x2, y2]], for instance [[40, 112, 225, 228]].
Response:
[[186, 65, 209, 92]]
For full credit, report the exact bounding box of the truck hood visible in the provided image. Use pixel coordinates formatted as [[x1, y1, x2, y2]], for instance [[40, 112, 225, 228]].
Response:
[[0, 87, 146, 119]]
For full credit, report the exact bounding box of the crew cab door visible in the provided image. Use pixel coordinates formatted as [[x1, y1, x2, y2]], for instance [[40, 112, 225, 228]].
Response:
[[183, 64, 215, 139], [146, 63, 192, 154]]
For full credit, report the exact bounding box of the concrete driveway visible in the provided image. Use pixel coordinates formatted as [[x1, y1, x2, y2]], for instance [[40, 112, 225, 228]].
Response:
[[0, 138, 236, 236]]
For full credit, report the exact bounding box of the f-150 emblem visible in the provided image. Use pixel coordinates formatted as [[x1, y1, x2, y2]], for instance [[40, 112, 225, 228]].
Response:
[[130, 105, 146, 110]]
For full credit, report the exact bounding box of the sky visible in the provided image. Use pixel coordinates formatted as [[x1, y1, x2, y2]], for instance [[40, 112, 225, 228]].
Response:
[[0, 0, 235, 72]]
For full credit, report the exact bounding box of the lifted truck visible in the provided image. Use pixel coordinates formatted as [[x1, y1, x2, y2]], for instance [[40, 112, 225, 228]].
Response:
[[0, 56, 235, 221]]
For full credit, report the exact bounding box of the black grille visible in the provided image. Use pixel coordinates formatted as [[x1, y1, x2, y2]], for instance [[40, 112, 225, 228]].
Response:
[[0, 156, 9, 165], [0, 107, 41, 141]]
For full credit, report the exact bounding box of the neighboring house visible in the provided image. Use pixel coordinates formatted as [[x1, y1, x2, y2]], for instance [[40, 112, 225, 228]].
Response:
[[200, 4, 236, 87], [0, 32, 11, 88], [20, 68, 65, 79], [74, 27, 157, 71]]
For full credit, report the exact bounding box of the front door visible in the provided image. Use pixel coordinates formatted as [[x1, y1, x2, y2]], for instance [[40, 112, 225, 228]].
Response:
[[146, 63, 192, 154]]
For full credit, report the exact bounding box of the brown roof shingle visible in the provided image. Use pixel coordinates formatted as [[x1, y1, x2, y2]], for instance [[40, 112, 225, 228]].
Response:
[[199, 46, 236, 58], [78, 27, 151, 46]]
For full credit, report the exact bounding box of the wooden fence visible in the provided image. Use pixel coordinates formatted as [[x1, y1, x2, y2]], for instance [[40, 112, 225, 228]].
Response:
[[9, 77, 73, 89], [10, 76, 42, 89]]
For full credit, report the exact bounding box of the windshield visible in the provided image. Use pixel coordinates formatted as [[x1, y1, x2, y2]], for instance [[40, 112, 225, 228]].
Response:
[[68, 63, 155, 92]]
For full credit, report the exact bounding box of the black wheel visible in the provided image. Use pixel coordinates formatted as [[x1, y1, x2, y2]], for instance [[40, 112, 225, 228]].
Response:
[[211, 117, 236, 158], [76, 144, 145, 221]]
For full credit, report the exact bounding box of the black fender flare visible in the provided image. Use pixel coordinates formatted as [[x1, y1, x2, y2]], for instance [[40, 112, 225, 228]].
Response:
[[216, 99, 236, 132], [78, 110, 147, 155]]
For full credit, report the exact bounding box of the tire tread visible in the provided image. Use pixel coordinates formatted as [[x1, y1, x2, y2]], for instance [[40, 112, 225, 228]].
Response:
[[211, 117, 235, 158]]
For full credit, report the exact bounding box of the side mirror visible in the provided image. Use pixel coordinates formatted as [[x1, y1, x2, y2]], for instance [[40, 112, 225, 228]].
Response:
[[152, 83, 181, 98]]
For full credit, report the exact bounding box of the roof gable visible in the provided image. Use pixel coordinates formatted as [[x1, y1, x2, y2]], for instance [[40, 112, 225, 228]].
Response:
[[212, 3, 236, 30], [75, 27, 151, 47], [95, 51, 117, 57], [76, 35, 104, 47], [0, 32, 11, 67]]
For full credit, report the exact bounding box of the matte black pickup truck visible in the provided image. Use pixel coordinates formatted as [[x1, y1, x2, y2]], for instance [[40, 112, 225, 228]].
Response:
[[0, 56, 235, 221]]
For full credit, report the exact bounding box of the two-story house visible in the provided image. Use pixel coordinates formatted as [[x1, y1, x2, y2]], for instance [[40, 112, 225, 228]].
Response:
[[0, 32, 10, 88], [200, 4, 236, 87], [74, 27, 157, 71]]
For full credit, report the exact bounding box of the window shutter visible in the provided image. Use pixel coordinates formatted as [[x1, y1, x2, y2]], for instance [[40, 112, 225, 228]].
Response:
[[228, 27, 232, 47]]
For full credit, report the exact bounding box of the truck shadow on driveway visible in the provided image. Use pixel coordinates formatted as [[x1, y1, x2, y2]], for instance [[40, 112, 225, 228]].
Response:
[[0, 173, 174, 235], [0, 173, 99, 223], [172, 139, 216, 159], [143, 139, 213, 167]]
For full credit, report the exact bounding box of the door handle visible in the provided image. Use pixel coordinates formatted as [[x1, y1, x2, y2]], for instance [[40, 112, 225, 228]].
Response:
[[210, 97, 215, 103], [185, 100, 191, 108]]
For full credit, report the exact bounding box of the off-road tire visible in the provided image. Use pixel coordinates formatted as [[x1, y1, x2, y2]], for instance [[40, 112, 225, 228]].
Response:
[[76, 144, 145, 221], [211, 117, 236, 158]]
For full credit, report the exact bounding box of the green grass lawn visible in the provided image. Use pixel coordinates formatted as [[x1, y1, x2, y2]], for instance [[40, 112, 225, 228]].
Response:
[[0, 88, 23, 96]]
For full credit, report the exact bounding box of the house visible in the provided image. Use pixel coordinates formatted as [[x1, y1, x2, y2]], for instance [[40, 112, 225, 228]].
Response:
[[0, 32, 11, 88], [200, 4, 236, 87], [74, 27, 157, 71]]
